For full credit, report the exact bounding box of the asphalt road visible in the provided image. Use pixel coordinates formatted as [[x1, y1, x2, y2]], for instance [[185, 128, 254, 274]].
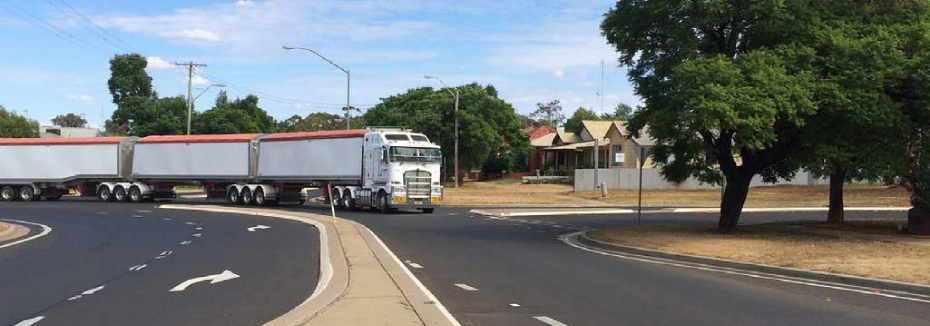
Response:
[[295, 203, 930, 326], [0, 199, 319, 326]]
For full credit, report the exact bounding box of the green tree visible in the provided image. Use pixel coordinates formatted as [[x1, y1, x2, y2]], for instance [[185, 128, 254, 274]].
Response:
[[0, 105, 39, 138], [529, 100, 564, 128], [564, 108, 600, 134], [603, 0, 828, 233], [107, 53, 154, 105], [601, 103, 633, 120], [51, 113, 88, 128], [197, 92, 276, 134], [363, 83, 532, 176]]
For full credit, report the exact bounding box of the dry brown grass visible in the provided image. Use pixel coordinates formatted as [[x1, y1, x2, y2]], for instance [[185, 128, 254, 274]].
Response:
[[575, 184, 910, 207], [0, 222, 9, 233], [442, 182, 596, 206], [590, 219, 930, 285]]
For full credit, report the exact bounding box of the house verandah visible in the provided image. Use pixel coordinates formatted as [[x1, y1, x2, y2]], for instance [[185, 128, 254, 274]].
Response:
[[539, 120, 655, 175]]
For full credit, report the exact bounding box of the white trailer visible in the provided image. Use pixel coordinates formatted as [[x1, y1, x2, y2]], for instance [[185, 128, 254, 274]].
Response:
[[0, 137, 136, 202], [0, 128, 444, 213]]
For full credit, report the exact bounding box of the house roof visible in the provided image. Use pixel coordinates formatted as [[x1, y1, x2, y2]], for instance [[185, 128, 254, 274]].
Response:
[[608, 121, 656, 146], [530, 133, 556, 147], [581, 120, 614, 140], [555, 127, 583, 144], [547, 140, 595, 151], [523, 125, 556, 141]]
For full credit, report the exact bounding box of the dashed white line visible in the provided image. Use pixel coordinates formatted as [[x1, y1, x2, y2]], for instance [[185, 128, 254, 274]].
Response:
[[407, 262, 424, 269], [185, 222, 196, 225], [162, 218, 172, 221], [534, 316, 570, 326], [509, 303, 521, 307], [137, 210, 152, 213], [195, 227, 203, 230], [179, 240, 192, 245], [454, 283, 478, 291], [132, 215, 143, 218], [13, 316, 44, 326], [129, 264, 147, 271], [192, 233, 202, 238]]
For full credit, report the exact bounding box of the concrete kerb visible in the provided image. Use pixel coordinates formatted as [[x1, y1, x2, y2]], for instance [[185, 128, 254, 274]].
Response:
[[0, 219, 51, 249], [470, 208, 635, 218], [570, 231, 930, 297], [158, 204, 459, 326]]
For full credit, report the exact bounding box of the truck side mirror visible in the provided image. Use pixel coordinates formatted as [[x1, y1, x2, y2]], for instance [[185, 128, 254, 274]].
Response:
[[382, 149, 389, 163]]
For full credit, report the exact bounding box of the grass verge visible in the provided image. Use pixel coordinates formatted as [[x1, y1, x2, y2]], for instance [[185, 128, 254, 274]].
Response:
[[0, 222, 9, 233], [577, 184, 910, 207], [442, 182, 591, 206], [589, 219, 930, 285]]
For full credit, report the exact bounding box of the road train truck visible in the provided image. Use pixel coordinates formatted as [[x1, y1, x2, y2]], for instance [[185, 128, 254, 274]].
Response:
[[0, 127, 443, 213]]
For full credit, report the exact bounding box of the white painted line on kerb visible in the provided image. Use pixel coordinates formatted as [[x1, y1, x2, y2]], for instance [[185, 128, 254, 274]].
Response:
[[454, 283, 478, 291], [561, 232, 930, 304], [13, 316, 44, 326], [534, 316, 570, 326], [671, 207, 911, 213], [366, 228, 462, 326], [0, 219, 52, 249]]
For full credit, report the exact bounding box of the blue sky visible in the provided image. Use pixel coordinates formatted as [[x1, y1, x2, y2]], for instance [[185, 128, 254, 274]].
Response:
[[0, 0, 638, 129]]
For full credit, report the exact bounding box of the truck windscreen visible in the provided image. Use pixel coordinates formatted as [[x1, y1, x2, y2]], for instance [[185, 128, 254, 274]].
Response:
[[390, 147, 442, 163]]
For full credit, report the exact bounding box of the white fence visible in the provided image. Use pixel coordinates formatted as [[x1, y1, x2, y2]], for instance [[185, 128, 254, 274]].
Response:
[[574, 168, 830, 191]]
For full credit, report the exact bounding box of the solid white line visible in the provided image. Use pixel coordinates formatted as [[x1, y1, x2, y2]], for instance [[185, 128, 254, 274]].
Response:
[[13, 316, 44, 326], [454, 283, 478, 291], [367, 228, 463, 326], [0, 219, 52, 249], [534, 316, 570, 326], [561, 233, 930, 304]]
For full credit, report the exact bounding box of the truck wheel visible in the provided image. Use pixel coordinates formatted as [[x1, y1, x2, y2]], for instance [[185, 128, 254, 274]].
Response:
[[332, 189, 343, 210], [420, 208, 435, 214], [378, 192, 390, 214], [344, 189, 357, 211], [98, 186, 113, 202], [254, 188, 266, 206], [19, 186, 36, 202], [129, 186, 144, 203], [113, 186, 128, 202], [227, 187, 241, 204], [0, 186, 15, 202], [241, 187, 254, 205]]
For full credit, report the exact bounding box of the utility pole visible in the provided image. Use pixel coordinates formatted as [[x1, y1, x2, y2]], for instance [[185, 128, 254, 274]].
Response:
[[175, 61, 207, 135], [424, 75, 460, 187], [282, 46, 351, 130]]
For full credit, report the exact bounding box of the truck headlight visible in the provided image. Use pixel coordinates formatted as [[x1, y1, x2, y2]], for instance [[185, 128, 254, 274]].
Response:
[[392, 186, 406, 194]]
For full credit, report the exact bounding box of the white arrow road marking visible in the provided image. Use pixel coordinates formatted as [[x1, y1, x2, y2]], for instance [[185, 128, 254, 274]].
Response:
[[454, 283, 478, 291], [13, 316, 44, 326], [170, 270, 239, 292], [192, 233, 202, 237], [534, 316, 570, 326], [247, 225, 271, 232], [180, 240, 192, 245], [129, 264, 147, 271]]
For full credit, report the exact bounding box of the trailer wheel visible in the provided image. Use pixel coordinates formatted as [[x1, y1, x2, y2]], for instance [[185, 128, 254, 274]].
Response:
[[332, 189, 343, 210], [129, 186, 144, 203], [1, 186, 15, 202], [254, 188, 266, 206], [344, 189, 357, 211], [241, 187, 255, 205], [113, 186, 128, 202], [227, 187, 242, 205], [18, 186, 36, 202], [378, 192, 390, 214], [98, 186, 113, 202]]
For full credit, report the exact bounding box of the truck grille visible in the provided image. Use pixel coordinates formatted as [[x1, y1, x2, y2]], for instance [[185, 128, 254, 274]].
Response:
[[404, 170, 431, 199]]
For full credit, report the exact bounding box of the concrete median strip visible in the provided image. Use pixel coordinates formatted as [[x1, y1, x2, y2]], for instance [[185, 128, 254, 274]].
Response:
[[0, 219, 52, 249], [159, 204, 460, 326]]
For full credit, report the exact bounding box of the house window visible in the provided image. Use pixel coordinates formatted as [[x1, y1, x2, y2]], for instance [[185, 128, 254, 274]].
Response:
[[612, 145, 624, 166]]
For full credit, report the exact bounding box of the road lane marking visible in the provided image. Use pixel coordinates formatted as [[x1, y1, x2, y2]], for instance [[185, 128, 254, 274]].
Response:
[[137, 210, 152, 213], [509, 303, 521, 307], [406, 262, 424, 269], [129, 264, 147, 271], [68, 285, 106, 301], [159, 251, 173, 256], [162, 218, 172, 221], [96, 212, 108, 215], [0, 220, 52, 249], [185, 222, 196, 225], [366, 228, 462, 326], [192, 233, 202, 237], [179, 240, 192, 245], [196, 227, 203, 230], [132, 215, 143, 218], [247, 225, 271, 232], [13, 316, 44, 326], [169, 270, 239, 292], [534, 316, 569, 326], [561, 232, 930, 304], [454, 283, 478, 291]]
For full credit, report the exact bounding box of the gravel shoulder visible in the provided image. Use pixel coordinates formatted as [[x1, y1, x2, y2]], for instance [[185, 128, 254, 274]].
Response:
[[589, 219, 930, 285]]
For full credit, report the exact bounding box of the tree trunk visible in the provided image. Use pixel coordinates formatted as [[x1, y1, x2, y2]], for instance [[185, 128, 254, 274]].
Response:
[[827, 169, 846, 224], [907, 198, 930, 235], [718, 172, 753, 233]]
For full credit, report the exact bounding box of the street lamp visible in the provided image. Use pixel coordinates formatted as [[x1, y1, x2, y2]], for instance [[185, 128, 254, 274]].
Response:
[[187, 83, 225, 135], [424, 75, 460, 188], [282, 45, 352, 129]]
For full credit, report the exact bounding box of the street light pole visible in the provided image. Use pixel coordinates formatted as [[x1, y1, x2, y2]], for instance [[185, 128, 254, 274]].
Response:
[[282, 45, 352, 129], [424, 75, 460, 188]]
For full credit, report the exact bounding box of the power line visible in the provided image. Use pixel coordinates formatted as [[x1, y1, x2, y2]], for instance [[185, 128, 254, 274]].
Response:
[[0, 0, 107, 55], [43, 0, 130, 53], [55, 0, 136, 51]]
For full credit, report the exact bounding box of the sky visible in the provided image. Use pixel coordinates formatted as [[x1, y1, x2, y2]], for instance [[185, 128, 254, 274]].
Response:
[[0, 0, 639, 129]]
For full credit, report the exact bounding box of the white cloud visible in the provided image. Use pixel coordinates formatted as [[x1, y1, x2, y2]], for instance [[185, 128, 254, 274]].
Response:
[[160, 29, 221, 42], [235, 0, 257, 8], [146, 57, 175, 69], [553, 69, 566, 79], [190, 75, 210, 86], [65, 94, 95, 102]]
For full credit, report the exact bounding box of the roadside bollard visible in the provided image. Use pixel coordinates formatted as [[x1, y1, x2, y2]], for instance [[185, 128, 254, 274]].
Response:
[[600, 182, 608, 197]]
